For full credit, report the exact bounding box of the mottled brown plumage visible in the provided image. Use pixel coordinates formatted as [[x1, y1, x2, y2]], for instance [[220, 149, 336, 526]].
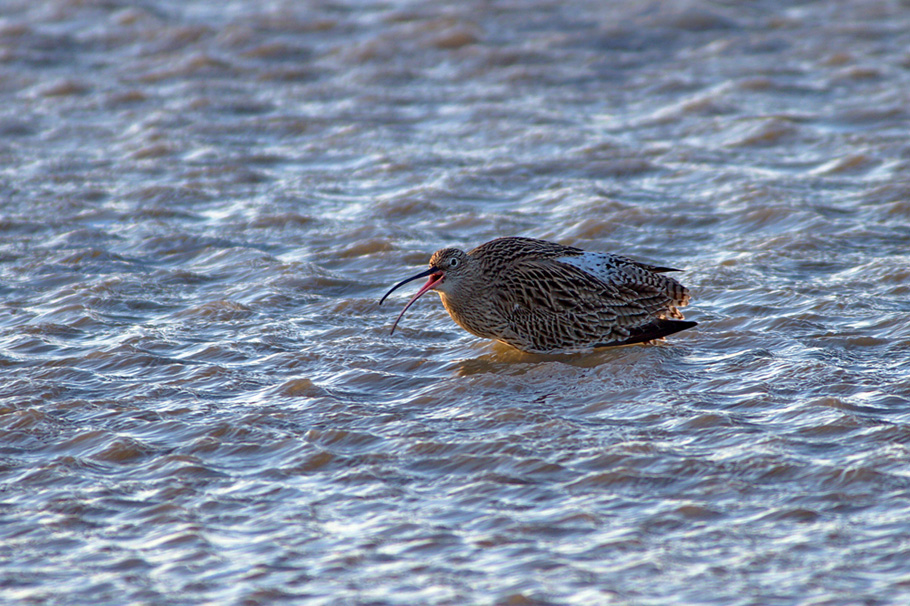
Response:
[[380, 237, 696, 353]]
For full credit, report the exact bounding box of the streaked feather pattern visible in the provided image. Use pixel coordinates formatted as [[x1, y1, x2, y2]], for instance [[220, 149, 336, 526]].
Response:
[[382, 237, 696, 353]]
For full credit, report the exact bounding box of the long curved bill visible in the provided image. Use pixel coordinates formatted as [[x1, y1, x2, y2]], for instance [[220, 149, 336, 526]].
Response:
[[379, 267, 444, 334]]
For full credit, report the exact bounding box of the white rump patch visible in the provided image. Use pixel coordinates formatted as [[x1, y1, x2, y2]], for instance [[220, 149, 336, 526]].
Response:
[[558, 253, 621, 283]]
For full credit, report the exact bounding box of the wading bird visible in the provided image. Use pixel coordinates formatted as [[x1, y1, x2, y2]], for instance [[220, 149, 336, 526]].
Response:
[[380, 237, 696, 353]]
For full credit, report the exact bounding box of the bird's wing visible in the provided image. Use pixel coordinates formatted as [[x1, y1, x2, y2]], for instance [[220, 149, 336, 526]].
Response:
[[491, 257, 680, 350]]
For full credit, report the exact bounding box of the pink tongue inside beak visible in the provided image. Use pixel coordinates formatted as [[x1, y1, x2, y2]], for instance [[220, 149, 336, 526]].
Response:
[[390, 273, 444, 334]]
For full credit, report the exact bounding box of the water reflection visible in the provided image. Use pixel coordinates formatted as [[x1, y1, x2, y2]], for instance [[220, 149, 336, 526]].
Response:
[[2, 0, 910, 603]]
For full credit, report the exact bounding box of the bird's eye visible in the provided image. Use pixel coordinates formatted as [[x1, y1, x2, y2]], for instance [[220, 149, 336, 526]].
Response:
[[449, 258, 458, 267]]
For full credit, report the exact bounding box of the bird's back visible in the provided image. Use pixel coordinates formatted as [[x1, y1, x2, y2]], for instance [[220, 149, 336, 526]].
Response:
[[462, 237, 693, 352], [469, 236, 584, 267]]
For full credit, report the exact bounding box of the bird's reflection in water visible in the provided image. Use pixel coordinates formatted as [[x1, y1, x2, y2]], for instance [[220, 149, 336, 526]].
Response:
[[452, 341, 656, 376]]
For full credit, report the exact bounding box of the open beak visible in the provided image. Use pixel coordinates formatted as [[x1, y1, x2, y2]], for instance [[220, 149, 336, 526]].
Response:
[[379, 266, 444, 334]]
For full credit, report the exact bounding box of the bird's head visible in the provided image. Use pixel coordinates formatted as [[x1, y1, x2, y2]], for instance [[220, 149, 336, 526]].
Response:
[[379, 247, 469, 334]]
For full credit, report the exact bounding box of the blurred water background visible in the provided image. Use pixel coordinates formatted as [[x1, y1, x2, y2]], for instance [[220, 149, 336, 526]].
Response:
[[2, 0, 910, 604]]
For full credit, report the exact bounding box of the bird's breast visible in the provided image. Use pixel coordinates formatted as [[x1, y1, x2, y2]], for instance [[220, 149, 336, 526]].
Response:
[[438, 290, 505, 340]]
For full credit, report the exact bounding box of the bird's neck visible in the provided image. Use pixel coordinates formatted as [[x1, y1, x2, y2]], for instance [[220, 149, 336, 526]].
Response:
[[437, 268, 499, 339]]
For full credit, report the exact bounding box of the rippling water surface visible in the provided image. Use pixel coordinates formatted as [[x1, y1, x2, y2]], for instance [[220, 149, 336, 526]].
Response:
[[2, 0, 910, 604]]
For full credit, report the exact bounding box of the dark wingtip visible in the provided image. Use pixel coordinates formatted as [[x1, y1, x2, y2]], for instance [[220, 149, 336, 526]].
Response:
[[601, 319, 697, 347]]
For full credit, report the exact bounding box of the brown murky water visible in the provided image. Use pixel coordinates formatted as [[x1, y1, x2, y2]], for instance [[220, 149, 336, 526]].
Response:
[[2, 0, 910, 604]]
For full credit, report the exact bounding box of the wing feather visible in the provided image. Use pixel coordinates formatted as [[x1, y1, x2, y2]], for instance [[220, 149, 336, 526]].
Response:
[[490, 257, 687, 351]]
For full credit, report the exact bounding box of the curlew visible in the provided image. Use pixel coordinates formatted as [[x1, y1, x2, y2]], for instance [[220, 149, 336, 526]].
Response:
[[380, 236, 696, 353]]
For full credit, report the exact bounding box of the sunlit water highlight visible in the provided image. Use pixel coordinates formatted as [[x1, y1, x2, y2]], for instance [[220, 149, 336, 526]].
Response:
[[2, 0, 910, 604]]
